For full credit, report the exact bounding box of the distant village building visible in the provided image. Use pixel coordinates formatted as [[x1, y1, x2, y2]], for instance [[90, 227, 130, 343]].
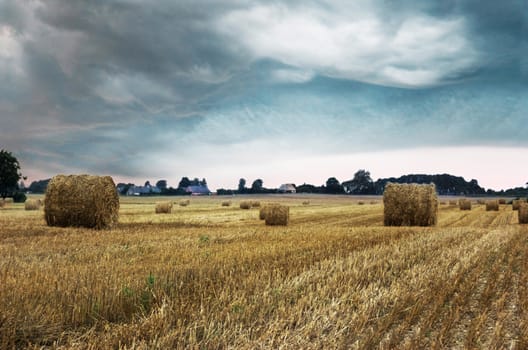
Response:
[[185, 184, 211, 196], [126, 184, 162, 196], [278, 183, 296, 193]]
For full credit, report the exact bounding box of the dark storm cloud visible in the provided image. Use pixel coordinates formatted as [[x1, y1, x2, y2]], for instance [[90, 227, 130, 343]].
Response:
[[0, 0, 526, 182]]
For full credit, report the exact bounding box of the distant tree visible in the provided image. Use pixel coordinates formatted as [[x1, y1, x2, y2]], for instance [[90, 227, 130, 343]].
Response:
[[156, 180, 167, 190], [144, 180, 151, 187], [28, 179, 51, 193], [202, 178, 207, 186], [251, 179, 263, 193], [325, 177, 344, 194], [345, 169, 374, 194], [238, 178, 247, 193], [0, 150, 24, 200], [178, 177, 191, 189], [192, 177, 200, 186]]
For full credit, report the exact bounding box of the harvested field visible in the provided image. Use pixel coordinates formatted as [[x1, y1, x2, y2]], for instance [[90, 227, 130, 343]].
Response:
[[1, 194, 527, 349]]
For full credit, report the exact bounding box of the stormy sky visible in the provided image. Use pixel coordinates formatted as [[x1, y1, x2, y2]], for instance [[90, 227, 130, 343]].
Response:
[[0, 0, 527, 190]]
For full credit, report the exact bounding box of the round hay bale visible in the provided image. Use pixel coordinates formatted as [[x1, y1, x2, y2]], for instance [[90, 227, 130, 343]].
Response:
[[221, 201, 231, 207], [44, 174, 119, 229], [383, 183, 438, 227], [265, 205, 289, 226], [357, 201, 365, 205], [259, 204, 279, 220], [449, 200, 458, 206], [302, 201, 310, 206], [155, 201, 173, 214], [250, 201, 261, 208], [486, 200, 499, 211], [476, 199, 486, 205], [370, 201, 378, 205], [0, 200, 5, 209], [240, 201, 251, 210], [498, 199, 506, 205], [459, 199, 472, 211], [519, 203, 528, 224], [24, 199, 41, 211], [512, 200, 521, 211], [179, 199, 190, 207]]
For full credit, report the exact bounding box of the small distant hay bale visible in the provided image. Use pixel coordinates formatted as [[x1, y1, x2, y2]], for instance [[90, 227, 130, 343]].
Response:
[[477, 199, 486, 205], [486, 200, 499, 211], [498, 199, 506, 205], [221, 201, 231, 207], [240, 201, 251, 209], [459, 199, 472, 210], [449, 200, 458, 206], [179, 199, 190, 207], [24, 199, 41, 211], [440, 201, 447, 205], [518, 203, 528, 224], [513, 200, 521, 211], [44, 174, 119, 229], [383, 183, 438, 227], [357, 201, 365, 205], [265, 205, 289, 226], [155, 201, 173, 214], [370, 201, 378, 205], [250, 201, 261, 208], [302, 201, 310, 206]]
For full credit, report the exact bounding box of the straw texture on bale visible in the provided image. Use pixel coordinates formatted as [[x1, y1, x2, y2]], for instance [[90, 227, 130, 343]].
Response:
[[155, 201, 173, 214], [221, 201, 231, 207], [486, 200, 499, 211], [24, 199, 41, 211], [259, 204, 279, 220], [513, 200, 521, 211], [265, 205, 289, 226], [44, 174, 119, 229], [383, 183, 438, 227], [459, 199, 472, 211], [240, 201, 251, 210], [519, 203, 528, 224]]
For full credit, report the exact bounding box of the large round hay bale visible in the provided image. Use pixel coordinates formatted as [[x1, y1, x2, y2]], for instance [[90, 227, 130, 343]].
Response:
[[383, 183, 438, 227], [24, 199, 41, 211], [155, 201, 173, 214], [240, 201, 251, 210], [44, 174, 119, 229], [259, 204, 279, 220], [486, 200, 499, 211], [265, 205, 289, 226], [459, 199, 472, 211], [519, 203, 528, 224]]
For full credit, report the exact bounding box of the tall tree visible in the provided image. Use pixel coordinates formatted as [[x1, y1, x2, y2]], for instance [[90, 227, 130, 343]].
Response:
[[156, 180, 167, 190], [178, 177, 191, 189], [0, 150, 23, 199], [325, 177, 344, 194], [238, 178, 247, 193], [251, 179, 263, 193], [347, 169, 374, 194]]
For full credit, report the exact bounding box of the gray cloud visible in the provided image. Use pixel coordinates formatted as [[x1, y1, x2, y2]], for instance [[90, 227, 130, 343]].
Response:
[[0, 0, 526, 186]]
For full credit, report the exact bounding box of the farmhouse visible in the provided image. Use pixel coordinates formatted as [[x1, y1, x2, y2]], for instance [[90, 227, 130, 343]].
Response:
[[185, 184, 211, 195], [278, 183, 296, 193]]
